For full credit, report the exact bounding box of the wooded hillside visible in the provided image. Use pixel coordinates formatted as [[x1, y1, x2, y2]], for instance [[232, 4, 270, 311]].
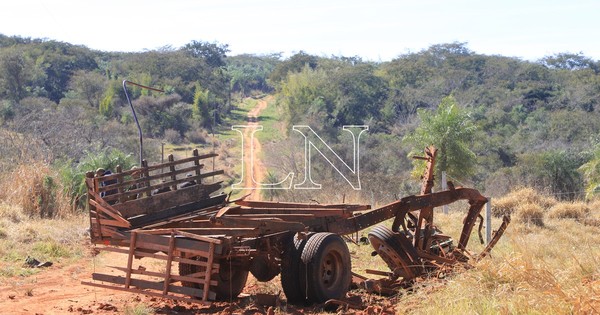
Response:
[[1, 34, 600, 212]]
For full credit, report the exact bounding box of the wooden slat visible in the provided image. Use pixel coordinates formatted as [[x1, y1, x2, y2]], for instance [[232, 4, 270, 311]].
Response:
[[229, 207, 352, 217], [108, 266, 218, 286], [93, 154, 218, 185], [98, 247, 220, 267], [203, 242, 215, 301], [97, 165, 213, 194], [125, 232, 137, 288], [163, 233, 176, 294], [88, 200, 129, 231], [235, 199, 371, 211], [97, 218, 131, 228], [168, 155, 178, 191], [123, 232, 223, 256], [99, 226, 121, 238], [139, 229, 223, 244], [82, 281, 208, 304], [91, 273, 216, 299], [125, 193, 226, 227], [84, 274, 217, 302]]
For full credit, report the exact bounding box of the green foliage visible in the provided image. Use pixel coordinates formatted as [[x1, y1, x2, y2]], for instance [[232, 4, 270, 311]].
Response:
[[138, 73, 153, 96], [328, 63, 387, 128], [99, 82, 115, 117], [192, 83, 211, 128], [579, 145, 600, 199], [226, 53, 279, 97], [183, 40, 229, 68], [0, 99, 14, 122], [404, 95, 477, 181], [58, 149, 135, 209], [269, 51, 318, 84], [68, 70, 107, 107], [3, 35, 600, 199], [261, 171, 283, 201], [0, 46, 34, 101], [507, 150, 584, 200], [277, 65, 332, 129], [541, 52, 598, 71]]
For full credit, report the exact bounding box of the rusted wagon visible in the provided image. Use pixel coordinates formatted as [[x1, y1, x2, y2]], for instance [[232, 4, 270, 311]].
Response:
[[82, 146, 509, 305]]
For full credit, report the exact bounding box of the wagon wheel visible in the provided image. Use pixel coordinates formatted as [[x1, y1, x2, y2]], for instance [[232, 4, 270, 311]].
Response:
[[179, 258, 248, 300], [300, 232, 352, 304], [281, 232, 314, 305], [368, 225, 420, 280]]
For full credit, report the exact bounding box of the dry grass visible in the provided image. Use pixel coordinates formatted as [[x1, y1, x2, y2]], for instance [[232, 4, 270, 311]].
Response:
[[395, 211, 600, 315], [492, 187, 557, 217], [1, 174, 600, 314], [548, 201, 591, 220], [0, 203, 89, 280], [0, 162, 71, 218], [514, 203, 545, 226]]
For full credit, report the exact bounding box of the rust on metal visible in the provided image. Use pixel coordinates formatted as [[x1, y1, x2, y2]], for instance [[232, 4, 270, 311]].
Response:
[[82, 146, 509, 305]]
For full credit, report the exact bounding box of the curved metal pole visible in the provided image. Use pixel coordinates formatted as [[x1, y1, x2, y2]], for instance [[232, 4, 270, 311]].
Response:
[[122, 80, 164, 165]]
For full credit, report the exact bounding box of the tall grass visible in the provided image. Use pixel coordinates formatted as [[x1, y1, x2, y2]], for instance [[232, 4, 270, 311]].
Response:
[[394, 189, 600, 314], [492, 187, 557, 218], [0, 162, 71, 218]]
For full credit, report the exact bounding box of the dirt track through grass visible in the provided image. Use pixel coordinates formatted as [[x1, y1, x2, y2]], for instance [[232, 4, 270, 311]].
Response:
[[241, 97, 269, 200]]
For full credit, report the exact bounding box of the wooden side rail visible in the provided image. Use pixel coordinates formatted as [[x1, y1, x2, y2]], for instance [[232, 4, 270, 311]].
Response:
[[82, 231, 223, 304]]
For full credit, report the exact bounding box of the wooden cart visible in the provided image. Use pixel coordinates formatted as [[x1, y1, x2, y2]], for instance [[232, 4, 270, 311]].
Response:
[[82, 147, 509, 305]]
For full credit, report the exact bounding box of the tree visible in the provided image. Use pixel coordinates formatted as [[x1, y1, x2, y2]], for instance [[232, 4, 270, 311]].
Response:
[[580, 145, 600, 199], [99, 83, 115, 117], [269, 51, 318, 84], [277, 65, 332, 129], [182, 40, 229, 68], [192, 83, 211, 128], [261, 171, 283, 201], [68, 70, 107, 107], [329, 63, 387, 128], [403, 95, 477, 181], [541, 52, 597, 72], [0, 46, 33, 101]]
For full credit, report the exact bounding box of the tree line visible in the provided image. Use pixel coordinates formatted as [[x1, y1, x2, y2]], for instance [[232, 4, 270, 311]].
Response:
[[1, 34, 600, 203]]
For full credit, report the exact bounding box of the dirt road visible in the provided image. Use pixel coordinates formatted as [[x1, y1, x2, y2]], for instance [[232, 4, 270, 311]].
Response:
[[0, 251, 156, 314], [241, 97, 269, 200], [0, 249, 277, 314]]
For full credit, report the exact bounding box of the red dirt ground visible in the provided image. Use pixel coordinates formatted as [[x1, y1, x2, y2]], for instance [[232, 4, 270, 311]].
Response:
[[0, 248, 396, 314]]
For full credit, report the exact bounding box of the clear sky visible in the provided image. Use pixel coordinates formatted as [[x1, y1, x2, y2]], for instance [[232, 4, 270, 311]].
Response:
[[1, 0, 598, 61]]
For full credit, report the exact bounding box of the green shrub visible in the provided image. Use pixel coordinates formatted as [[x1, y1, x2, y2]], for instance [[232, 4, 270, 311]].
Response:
[[58, 148, 135, 210]]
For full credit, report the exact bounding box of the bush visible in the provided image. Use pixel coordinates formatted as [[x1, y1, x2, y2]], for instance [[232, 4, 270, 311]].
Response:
[[0, 162, 69, 218], [492, 187, 557, 217], [58, 149, 135, 210], [548, 202, 590, 220], [184, 128, 209, 144], [514, 203, 545, 226], [163, 128, 182, 144]]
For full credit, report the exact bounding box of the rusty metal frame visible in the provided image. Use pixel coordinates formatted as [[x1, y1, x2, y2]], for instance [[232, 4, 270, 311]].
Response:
[[83, 146, 509, 303]]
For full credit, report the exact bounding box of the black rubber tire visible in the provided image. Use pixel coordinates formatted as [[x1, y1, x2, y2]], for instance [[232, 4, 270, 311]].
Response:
[[214, 258, 249, 300], [178, 258, 249, 300], [281, 232, 314, 305], [249, 255, 279, 282], [300, 232, 352, 304], [178, 261, 198, 289], [368, 225, 420, 279]]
